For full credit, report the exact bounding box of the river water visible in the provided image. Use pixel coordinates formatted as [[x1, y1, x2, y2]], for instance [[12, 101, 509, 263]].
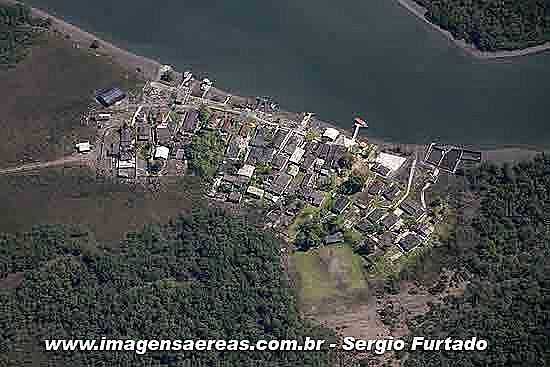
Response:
[[26, 0, 550, 147]]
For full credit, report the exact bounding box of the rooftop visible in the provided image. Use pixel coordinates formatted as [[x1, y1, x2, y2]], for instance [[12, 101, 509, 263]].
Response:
[[375, 152, 407, 173]]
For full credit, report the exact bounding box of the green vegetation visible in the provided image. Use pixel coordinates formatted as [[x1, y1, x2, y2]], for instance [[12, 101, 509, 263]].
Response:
[[292, 245, 368, 308], [0, 207, 334, 366], [338, 171, 367, 195], [0, 32, 141, 167], [337, 151, 355, 170], [403, 155, 550, 366], [0, 167, 203, 241], [416, 0, 550, 51], [198, 104, 212, 123], [0, 3, 50, 67], [185, 130, 225, 179]]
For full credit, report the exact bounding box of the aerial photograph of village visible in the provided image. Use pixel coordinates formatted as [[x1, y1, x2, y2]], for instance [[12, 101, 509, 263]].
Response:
[[72, 65, 484, 274], [1, 1, 549, 366]]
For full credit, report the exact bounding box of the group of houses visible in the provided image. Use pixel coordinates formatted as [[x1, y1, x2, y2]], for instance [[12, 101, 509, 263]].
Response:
[[89, 73, 447, 261]]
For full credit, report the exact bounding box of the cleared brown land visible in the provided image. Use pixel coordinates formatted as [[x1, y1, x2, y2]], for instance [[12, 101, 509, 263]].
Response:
[[0, 167, 203, 242], [0, 33, 141, 168]]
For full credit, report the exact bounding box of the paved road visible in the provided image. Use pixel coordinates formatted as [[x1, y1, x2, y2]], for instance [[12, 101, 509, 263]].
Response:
[[0, 155, 87, 175]]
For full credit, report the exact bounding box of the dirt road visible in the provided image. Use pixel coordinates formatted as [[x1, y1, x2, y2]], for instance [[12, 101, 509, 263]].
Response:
[[0, 154, 88, 175]]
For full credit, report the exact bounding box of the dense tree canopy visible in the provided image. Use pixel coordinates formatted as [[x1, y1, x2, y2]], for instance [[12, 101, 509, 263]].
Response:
[[416, 0, 550, 50], [0, 208, 333, 367], [0, 3, 50, 67], [185, 130, 225, 179], [403, 154, 550, 366]]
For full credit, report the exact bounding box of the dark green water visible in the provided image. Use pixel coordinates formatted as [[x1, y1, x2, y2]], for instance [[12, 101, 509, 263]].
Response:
[[26, 0, 550, 147]]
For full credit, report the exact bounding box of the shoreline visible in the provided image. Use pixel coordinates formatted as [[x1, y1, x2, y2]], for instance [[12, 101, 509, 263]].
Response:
[[5, 0, 548, 162], [2, 0, 161, 80], [396, 0, 550, 60]]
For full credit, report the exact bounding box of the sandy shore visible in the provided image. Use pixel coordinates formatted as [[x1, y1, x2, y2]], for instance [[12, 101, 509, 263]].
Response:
[[3, 0, 546, 162], [396, 0, 550, 60]]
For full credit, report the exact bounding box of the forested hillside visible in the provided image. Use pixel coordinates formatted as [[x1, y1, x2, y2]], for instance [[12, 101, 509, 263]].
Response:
[[415, 0, 550, 51], [0, 208, 333, 367], [403, 154, 550, 366]]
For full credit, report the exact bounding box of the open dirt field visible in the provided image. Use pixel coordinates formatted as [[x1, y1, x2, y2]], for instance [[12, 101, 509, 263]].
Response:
[[0, 33, 141, 169]]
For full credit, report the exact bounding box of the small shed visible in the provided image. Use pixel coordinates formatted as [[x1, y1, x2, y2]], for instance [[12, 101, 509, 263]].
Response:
[[75, 141, 91, 153], [247, 186, 265, 199]]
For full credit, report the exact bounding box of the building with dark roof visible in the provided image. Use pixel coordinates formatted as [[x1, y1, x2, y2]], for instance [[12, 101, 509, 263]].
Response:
[[332, 195, 352, 215], [300, 154, 317, 172], [272, 153, 289, 170], [137, 125, 151, 142], [383, 185, 401, 202], [355, 238, 377, 256], [381, 213, 400, 230], [269, 173, 292, 195], [329, 145, 347, 169], [272, 129, 289, 149], [356, 219, 375, 234], [315, 143, 330, 159], [399, 199, 425, 219], [303, 189, 326, 207], [155, 127, 171, 146], [372, 164, 391, 177], [286, 174, 304, 195], [246, 146, 273, 166], [368, 180, 385, 196], [182, 109, 200, 132], [324, 232, 344, 245], [367, 209, 386, 224], [96, 88, 126, 107], [227, 191, 242, 203], [226, 137, 242, 160], [352, 191, 372, 210], [283, 134, 303, 155], [398, 233, 423, 253], [251, 127, 268, 147]]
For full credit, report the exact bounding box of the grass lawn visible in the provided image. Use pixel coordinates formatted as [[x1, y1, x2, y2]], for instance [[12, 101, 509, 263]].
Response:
[[291, 244, 368, 311]]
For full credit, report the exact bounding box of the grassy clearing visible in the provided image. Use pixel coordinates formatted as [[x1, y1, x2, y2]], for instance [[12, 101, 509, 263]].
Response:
[[0, 33, 142, 168], [0, 167, 203, 242], [292, 244, 368, 311]]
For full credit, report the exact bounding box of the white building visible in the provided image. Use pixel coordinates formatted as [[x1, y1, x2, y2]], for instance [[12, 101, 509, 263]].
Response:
[[289, 147, 305, 165], [75, 141, 91, 153], [154, 146, 170, 160], [375, 152, 407, 173], [322, 127, 340, 141], [237, 164, 255, 178], [247, 186, 265, 199]]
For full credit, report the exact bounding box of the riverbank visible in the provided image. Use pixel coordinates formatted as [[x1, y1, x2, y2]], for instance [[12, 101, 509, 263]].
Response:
[[1, 0, 160, 79], [6, 0, 547, 162], [396, 0, 550, 59]]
